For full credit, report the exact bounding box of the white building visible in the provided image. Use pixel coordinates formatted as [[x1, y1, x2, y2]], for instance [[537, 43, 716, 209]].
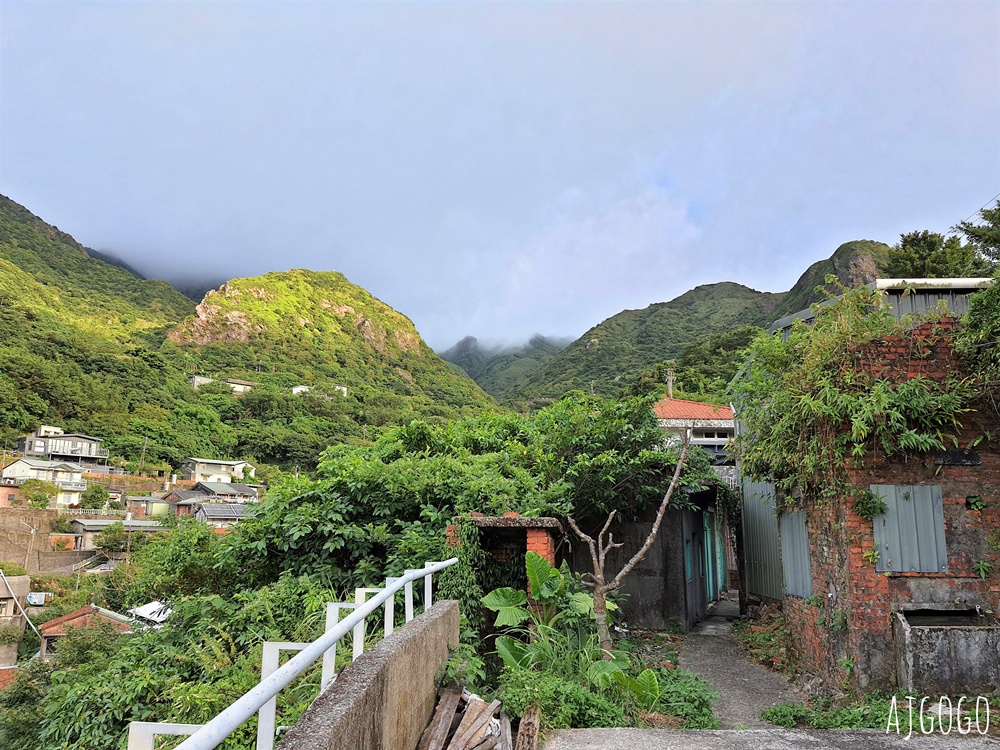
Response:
[[0, 459, 87, 507], [180, 458, 256, 483]]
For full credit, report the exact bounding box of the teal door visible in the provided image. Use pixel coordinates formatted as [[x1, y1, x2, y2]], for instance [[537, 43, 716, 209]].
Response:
[[704, 512, 717, 602]]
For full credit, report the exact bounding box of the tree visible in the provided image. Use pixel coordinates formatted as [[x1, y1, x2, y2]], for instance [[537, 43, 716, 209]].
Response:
[[880, 230, 993, 279], [956, 200, 1000, 264], [78, 484, 109, 510], [17, 479, 59, 509], [567, 439, 690, 655]]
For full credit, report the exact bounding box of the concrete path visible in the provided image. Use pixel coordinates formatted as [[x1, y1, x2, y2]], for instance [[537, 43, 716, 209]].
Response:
[[543, 597, 1000, 747], [543, 728, 1000, 749], [678, 600, 802, 729]]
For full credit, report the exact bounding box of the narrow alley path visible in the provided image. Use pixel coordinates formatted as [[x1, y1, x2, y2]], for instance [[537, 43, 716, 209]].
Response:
[[678, 598, 802, 729], [544, 599, 1000, 748]]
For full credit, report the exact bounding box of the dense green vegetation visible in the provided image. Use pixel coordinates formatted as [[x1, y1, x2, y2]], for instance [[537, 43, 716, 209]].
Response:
[[880, 230, 995, 278], [731, 281, 974, 500], [0, 395, 723, 748], [623, 325, 763, 403], [0, 195, 493, 472], [483, 552, 719, 730]]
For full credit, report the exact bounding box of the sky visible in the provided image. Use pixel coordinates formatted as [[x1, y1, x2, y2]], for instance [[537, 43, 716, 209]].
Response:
[[1, 1, 998, 351]]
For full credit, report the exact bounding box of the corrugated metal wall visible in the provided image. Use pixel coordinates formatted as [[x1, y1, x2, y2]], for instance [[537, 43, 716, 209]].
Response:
[[741, 478, 784, 600], [780, 511, 812, 597], [871, 484, 947, 573]]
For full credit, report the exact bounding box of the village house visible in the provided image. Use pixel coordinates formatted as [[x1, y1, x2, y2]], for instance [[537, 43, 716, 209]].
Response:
[[191, 481, 259, 502], [70, 519, 165, 551], [15, 425, 108, 464], [189, 376, 259, 394], [180, 457, 256, 483], [196, 502, 252, 530], [0, 573, 29, 666], [39, 605, 133, 659], [739, 279, 1000, 694], [0, 458, 87, 507]]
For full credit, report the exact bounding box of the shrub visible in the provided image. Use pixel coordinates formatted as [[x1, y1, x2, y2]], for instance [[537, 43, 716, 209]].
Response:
[[0, 562, 28, 577], [499, 667, 628, 729]]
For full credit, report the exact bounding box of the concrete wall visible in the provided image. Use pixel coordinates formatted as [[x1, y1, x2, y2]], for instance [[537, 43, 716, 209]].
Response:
[[278, 601, 459, 750], [567, 507, 692, 630]]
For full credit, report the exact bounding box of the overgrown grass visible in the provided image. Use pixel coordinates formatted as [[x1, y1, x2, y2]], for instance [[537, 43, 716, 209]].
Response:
[[731, 608, 792, 675]]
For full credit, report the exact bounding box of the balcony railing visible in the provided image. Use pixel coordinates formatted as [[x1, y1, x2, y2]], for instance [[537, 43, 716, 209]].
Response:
[[127, 557, 458, 750]]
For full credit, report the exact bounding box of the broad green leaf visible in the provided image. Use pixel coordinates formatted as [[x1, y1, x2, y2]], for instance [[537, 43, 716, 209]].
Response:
[[586, 659, 624, 689], [525, 551, 563, 601], [481, 587, 530, 627], [495, 635, 531, 669]]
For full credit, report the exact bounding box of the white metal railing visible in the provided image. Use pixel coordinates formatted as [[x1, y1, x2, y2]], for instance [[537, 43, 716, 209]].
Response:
[[126, 557, 457, 750]]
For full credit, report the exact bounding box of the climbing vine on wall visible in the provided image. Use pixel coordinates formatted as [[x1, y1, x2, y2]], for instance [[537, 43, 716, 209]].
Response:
[[438, 516, 488, 638], [731, 280, 975, 504]]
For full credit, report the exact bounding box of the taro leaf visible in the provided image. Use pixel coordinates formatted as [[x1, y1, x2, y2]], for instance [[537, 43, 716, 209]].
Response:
[[495, 635, 532, 669], [586, 659, 624, 689], [482, 587, 530, 627], [633, 668, 661, 710], [526, 551, 563, 601]]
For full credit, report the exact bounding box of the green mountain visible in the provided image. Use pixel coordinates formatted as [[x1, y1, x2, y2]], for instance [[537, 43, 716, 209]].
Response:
[[0, 195, 493, 471], [439, 334, 571, 398], [482, 239, 891, 401]]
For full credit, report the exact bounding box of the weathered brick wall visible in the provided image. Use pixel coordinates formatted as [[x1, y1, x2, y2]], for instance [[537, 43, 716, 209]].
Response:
[[786, 319, 1000, 692]]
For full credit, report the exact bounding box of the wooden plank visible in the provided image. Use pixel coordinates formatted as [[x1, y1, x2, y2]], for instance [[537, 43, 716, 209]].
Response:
[[417, 687, 463, 750], [446, 697, 488, 750], [499, 712, 513, 750], [447, 699, 500, 750], [469, 737, 499, 750], [513, 706, 540, 750]]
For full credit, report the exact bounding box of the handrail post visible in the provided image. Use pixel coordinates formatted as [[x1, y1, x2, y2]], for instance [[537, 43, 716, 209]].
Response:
[[256, 642, 309, 750], [384, 577, 401, 636], [424, 561, 434, 611], [404, 578, 414, 622], [128, 722, 202, 750], [321, 603, 355, 689]]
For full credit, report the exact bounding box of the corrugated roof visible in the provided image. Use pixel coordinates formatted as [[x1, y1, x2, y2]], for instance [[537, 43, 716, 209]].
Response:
[[194, 482, 257, 496], [653, 398, 734, 421], [197, 503, 250, 519]]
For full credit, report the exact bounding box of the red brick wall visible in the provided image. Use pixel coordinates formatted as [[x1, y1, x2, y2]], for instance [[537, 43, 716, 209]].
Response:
[[785, 319, 1000, 691]]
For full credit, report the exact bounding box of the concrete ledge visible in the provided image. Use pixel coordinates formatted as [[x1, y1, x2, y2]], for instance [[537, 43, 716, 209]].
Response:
[[277, 600, 459, 750]]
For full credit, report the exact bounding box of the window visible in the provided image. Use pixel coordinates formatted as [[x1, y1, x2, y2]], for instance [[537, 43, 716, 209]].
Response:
[[871, 484, 947, 573], [685, 540, 693, 581], [0, 599, 13, 617]]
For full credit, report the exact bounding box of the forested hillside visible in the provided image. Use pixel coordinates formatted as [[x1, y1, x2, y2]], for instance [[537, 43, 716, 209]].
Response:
[[463, 240, 893, 401], [0, 196, 494, 471], [439, 334, 572, 400]]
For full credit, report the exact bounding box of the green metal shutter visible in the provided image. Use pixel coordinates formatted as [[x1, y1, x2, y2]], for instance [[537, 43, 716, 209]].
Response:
[[780, 511, 812, 597], [871, 484, 947, 573]]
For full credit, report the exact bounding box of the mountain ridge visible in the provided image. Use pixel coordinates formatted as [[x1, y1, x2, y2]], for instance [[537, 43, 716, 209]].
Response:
[[443, 239, 892, 401]]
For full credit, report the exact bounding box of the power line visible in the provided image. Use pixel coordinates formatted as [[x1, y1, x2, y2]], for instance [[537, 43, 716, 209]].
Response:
[[959, 191, 1000, 226]]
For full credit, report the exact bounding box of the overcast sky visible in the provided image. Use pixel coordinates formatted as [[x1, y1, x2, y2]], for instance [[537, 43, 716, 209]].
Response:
[[2, 2, 998, 350]]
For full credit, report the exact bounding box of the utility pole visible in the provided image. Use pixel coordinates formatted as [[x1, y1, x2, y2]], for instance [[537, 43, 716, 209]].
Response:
[[666, 369, 676, 399], [139, 436, 148, 475]]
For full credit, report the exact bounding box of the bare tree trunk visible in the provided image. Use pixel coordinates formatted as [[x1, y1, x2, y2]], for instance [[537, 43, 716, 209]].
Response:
[[569, 438, 690, 657], [592, 581, 613, 654]]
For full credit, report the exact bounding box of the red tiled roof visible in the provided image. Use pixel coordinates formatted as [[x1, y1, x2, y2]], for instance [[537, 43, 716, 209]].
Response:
[[39, 605, 132, 636], [653, 398, 734, 421]]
